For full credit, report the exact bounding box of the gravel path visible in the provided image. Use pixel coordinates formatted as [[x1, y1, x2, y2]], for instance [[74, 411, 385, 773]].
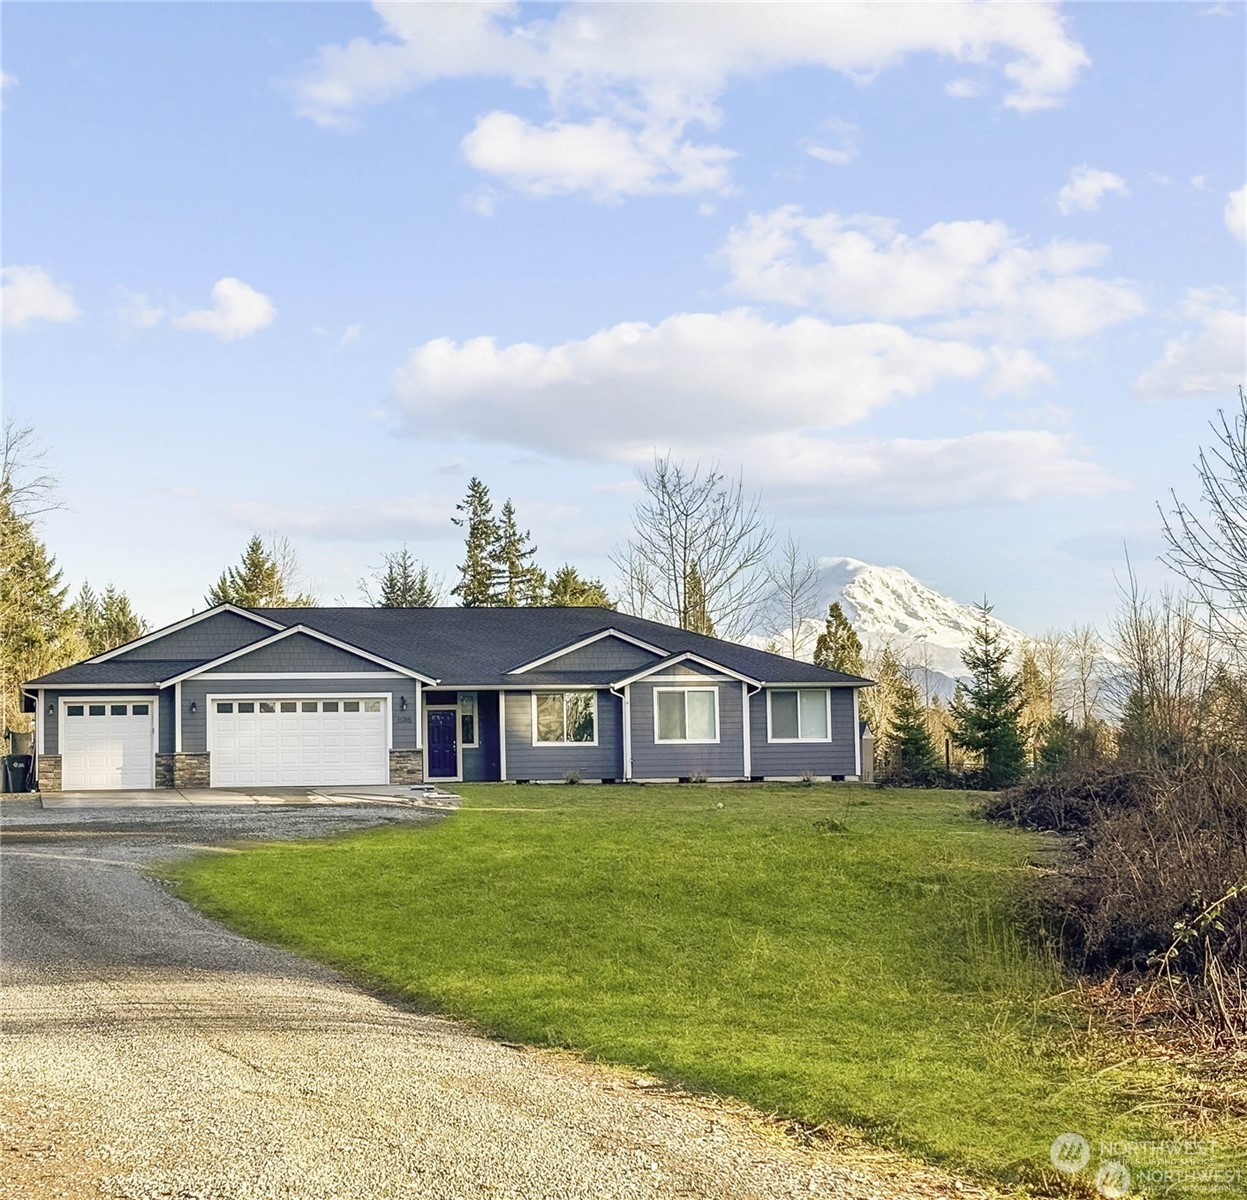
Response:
[[0, 800, 999, 1200]]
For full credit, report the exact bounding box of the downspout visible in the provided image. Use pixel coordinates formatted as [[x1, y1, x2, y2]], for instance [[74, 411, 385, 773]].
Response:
[[742, 682, 761, 780], [852, 686, 862, 779], [609, 684, 631, 781], [498, 691, 507, 781]]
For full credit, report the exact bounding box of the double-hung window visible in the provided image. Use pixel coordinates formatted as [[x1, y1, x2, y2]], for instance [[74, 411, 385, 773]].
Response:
[[768, 689, 831, 741], [654, 687, 719, 743], [533, 691, 596, 744]]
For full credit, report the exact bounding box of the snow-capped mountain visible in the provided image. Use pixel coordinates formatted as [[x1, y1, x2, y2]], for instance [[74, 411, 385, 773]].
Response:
[[814, 557, 1028, 680]]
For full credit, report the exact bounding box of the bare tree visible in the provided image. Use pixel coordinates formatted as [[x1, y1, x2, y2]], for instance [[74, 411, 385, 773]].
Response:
[[1026, 631, 1073, 714], [1067, 623, 1107, 726], [1161, 385, 1247, 657], [611, 454, 773, 639], [2, 418, 60, 520], [763, 534, 821, 658]]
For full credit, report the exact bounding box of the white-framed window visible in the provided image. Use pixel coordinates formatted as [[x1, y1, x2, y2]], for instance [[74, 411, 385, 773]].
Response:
[[532, 691, 597, 745], [767, 689, 831, 742], [654, 687, 719, 743], [459, 692, 478, 747]]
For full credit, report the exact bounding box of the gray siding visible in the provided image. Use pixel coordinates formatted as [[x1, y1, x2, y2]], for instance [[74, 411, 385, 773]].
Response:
[[200, 633, 390, 674], [113, 610, 273, 662], [748, 686, 859, 778], [158, 688, 176, 754], [530, 637, 659, 673], [179, 677, 420, 753], [647, 660, 724, 678], [629, 679, 746, 780], [504, 689, 624, 781], [462, 691, 501, 783], [38, 689, 162, 756]]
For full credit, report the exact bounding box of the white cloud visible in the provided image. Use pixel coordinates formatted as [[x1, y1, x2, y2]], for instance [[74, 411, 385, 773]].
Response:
[[0, 71, 16, 110], [1226, 186, 1247, 242], [172, 277, 275, 341], [805, 118, 858, 167], [1056, 164, 1129, 214], [339, 323, 363, 347], [1, 265, 80, 329], [291, 2, 1089, 199], [719, 206, 1146, 340], [1134, 289, 1247, 401], [390, 307, 1037, 462], [228, 496, 453, 543], [115, 289, 167, 331], [945, 77, 983, 98]]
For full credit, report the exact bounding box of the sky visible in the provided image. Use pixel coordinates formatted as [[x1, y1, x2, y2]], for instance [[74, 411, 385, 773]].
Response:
[[3, 1, 1245, 634]]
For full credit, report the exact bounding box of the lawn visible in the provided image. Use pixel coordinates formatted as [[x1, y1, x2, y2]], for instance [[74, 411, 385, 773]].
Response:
[[169, 784, 1199, 1190]]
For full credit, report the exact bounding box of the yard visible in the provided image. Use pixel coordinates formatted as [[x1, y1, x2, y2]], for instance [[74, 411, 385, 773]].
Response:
[[169, 784, 1223, 1192]]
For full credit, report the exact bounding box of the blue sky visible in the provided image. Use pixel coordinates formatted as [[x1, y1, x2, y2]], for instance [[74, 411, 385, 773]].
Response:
[[4, 2, 1245, 632]]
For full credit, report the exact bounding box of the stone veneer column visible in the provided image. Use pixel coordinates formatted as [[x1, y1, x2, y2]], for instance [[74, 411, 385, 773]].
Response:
[[35, 755, 62, 792], [389, 749, 424, 784]]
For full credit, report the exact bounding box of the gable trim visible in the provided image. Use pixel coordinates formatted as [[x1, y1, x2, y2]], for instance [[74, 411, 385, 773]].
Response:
[[612, 652, 761, 689], [87, 604, 285, 664], [160, 625, 439, 686], [506, 627, 667, 675]]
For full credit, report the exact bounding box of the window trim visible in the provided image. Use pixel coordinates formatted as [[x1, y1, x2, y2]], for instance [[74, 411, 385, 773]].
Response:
[[530, 690, 599, 747], [766, 688, 833, 743], [459, 691, 479, 748], [653, 686, 720, 745]]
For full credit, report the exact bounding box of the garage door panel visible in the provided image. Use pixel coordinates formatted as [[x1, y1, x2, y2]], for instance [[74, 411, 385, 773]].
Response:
[[62, 702, 156, 790], [209, 697, 388, 787]]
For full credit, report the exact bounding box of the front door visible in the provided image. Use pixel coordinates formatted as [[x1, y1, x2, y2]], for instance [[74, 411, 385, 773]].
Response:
[[427, 708, 458, 779]]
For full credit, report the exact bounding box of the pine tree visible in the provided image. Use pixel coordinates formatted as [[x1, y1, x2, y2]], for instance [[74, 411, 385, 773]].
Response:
[[813, 602, 864, 675], [367, 547, 442, 607], [949, 601, 1027, 788], [886, 679, 941, 784], [545, 564, 614, 608], [206, 534, 315, 607], [71, 582, 147, 654], [451, 478, 502, 606], [682, 563, 716, 635], [496, 499, 545, 606]]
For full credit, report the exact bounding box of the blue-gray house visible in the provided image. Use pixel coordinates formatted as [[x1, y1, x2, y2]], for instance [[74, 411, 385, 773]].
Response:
[[24, 605, 872, 792]]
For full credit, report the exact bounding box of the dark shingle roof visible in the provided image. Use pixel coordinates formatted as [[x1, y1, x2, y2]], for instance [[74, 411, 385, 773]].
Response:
[[28, 608, 873, 690]]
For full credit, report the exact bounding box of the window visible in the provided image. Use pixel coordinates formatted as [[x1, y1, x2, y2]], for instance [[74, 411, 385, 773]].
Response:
[[217, 702, 233, 714], [259, 701, 276, 714], [654, 688, 719, 743], [533, 691, 596, 744], [302, 701, 317, 712], [768, 689, 830, 741], [459, 692, 478, 747], [363, 699, 382, 713], [132, 704, 150, 716], [110, 704, 127, 716], [89, 704, 106, 716], [237, 702, 255, 714], [343, 700, 360, 713], [322, 700, 339, 712], [280, 701, 297, 713], [67, 704, 84, 717]]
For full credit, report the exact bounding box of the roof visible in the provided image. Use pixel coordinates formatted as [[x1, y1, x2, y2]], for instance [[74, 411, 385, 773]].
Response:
[[28, 606, 874, 690], [26, 660, 202, 687]]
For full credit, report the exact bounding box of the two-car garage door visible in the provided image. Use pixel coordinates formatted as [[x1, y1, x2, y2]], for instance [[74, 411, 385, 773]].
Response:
[[209, 697, 389, 787]]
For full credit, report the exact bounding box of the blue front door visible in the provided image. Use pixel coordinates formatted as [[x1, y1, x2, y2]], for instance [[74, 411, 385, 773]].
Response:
[[427, 709, 458, 778]]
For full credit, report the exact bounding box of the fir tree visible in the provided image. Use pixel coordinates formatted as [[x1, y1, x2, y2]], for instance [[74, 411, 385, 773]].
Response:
[[206, 534, 315, 607], [367, 547, 443, 607], [545, 564, 614, 608], [949, 601, 1027, 788], [71, 582, 147, 654], [451, 478, 502, 606], [683, 563, 716, 635], [496, 499, 545, 606], [813, 602, 864, 675], [886, 678, 940, 784]]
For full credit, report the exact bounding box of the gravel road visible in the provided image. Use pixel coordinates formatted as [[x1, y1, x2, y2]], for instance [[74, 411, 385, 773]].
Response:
[[0, 799, 996, 1200]]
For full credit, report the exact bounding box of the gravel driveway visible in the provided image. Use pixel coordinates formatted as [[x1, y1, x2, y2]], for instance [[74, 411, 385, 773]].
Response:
[[0, 799, 995, 1200]]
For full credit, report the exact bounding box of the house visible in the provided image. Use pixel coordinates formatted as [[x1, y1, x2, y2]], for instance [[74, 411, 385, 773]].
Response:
[[23, 605, 873, 792]]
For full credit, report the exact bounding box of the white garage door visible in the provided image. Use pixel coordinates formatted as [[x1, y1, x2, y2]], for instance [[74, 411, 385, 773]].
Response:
[[209, 697, 389, 787], [62, 700, 155, 790]]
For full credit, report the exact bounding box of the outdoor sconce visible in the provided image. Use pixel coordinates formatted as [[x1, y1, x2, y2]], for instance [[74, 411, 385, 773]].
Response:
[[190, 701, 197, 714], [48, 702, 55, 716], [400, 695, 408, 711]]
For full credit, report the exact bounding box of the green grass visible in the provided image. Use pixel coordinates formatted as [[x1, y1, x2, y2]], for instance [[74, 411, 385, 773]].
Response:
[[169, 784, 1203, 1190]]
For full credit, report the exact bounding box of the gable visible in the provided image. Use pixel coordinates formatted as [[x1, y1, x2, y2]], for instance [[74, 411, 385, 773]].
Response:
[[535, 635, 662, 674], [112, 609, 274, 662], [199, 631, 397, 675], [648, 659, 728, 679]]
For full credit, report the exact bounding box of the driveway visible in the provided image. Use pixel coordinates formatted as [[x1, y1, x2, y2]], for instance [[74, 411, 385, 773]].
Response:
[[0, 799, 993, 1200]]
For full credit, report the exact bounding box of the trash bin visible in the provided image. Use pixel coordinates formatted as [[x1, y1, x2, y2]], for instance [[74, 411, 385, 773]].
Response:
[[3, 754, 32, 793]]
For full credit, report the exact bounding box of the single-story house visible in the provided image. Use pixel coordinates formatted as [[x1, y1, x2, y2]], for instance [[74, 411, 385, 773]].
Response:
[[23, 605, 873, 791]]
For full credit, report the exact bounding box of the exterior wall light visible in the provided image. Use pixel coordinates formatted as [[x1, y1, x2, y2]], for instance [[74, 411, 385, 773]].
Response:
[[190, 701, 197, 714], [399, 695, 408, 711]]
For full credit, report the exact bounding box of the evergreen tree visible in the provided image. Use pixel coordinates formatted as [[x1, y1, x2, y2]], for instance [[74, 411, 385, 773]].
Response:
[[366, 547, 443, 607], [949, 601, 1027, 788], [682, 563, 716, 635], [71, 582, 147, 654], [496, 499, 545, 606], [886, 678, 941, 784], [206, 534, 315, 607], [451, 478, 502, 606], [545, 564, 614, 608], [813, 602, 864, 675]]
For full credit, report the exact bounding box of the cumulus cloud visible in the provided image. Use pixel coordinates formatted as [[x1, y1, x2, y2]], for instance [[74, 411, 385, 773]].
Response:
[[1, 265, 80, 329], [719, 206, 1146, 340], [228, 496, 453, 543], [1134, 289, 1247, 401], [172, 278, 275, 341], [1226, 186, 1246, 242], [1056, 164, 1129, 215], [291, 2, 1088, 198]]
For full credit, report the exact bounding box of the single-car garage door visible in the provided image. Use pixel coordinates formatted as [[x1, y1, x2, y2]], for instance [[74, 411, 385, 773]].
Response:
[[209, 697, 389, 787], [61, 700, 156, 790]]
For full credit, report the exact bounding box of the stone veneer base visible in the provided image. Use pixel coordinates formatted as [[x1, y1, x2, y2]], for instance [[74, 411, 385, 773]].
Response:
[[389, 749, 424, 785]]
